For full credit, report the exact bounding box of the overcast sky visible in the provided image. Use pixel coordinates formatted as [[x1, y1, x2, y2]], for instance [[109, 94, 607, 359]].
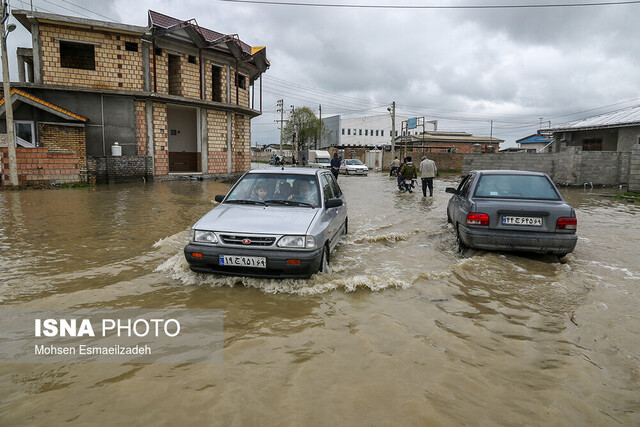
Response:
[[3, 0, 640, 147]]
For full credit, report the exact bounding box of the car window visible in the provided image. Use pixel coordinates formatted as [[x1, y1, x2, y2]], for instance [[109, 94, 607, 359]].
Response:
[[320, 174, 334, 202], [458, 174, 474, 197], [474, 174, 561, 200], [328, 173, 342, 198], [226, 173, 320, 207]]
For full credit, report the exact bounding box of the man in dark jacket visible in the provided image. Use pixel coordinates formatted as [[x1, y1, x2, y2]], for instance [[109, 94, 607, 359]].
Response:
[[399, 157, 417, 191], [330, 152, 341, 179]]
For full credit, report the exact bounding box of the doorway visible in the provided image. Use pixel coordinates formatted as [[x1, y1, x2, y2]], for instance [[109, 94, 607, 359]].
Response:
[[167, 105, 200, 172]]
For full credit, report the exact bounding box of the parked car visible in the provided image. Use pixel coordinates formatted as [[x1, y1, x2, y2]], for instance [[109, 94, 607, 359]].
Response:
[[340, 159, 369, 175], [184, 168, 348, 278], [445, 170, 577, 257]]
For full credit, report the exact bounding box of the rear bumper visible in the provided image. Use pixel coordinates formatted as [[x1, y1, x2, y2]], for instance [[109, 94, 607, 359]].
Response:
[[459, 225, 577, 255], [184, 243, 323, 279]]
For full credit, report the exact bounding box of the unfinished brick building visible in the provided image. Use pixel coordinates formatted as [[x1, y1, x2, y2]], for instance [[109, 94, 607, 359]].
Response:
[[1, 9, 268, 184]]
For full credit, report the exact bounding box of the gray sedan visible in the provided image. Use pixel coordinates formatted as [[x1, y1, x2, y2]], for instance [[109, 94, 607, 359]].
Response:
[[446, 170, 577, 257], [184, 168, 348, 278]]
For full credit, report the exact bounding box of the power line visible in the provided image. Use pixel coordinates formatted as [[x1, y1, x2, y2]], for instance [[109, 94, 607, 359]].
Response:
[[219, 0, 640, 9]]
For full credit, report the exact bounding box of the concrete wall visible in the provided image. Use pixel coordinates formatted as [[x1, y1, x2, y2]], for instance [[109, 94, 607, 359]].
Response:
[[629, 145, 640, 193], [463, 148, 637, 186], [88, 156, 153, 184]]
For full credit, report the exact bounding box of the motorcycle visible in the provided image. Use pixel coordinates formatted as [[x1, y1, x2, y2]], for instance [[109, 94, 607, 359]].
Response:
[[399, 178, 416, 193]]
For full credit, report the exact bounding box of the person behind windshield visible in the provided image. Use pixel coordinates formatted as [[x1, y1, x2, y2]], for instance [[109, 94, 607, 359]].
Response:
[[330, 152, 341, 179], [250, 183, 268, 202], [290, 180, 318, 205]]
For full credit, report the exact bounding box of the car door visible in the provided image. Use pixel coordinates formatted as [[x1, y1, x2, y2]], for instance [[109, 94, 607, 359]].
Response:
[[320, 172, 345, 250], [449, 173, 475, 227]]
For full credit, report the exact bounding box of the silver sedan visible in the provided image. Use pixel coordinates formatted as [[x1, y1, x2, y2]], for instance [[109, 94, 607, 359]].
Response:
[[446, 170, 578, 257], [184, 168, 348, 278]]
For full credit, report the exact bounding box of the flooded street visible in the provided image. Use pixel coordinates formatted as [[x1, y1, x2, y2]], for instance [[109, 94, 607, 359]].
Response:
[[1, 167, 639, 425]]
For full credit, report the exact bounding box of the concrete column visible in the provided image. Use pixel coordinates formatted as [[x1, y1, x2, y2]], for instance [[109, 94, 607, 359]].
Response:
[[31, 23, 42, 84], [145, 100, 155, 179], [629, 144, 640, 193], [200, 109, 208, 174], [142, 41, 151, 92]]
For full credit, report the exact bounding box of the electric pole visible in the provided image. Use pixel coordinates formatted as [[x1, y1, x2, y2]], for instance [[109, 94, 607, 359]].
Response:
[[275, 99, 284, 154], [317, 104, 321, 150], [1, 1, 18, 186], [390, 101, 396, 156]]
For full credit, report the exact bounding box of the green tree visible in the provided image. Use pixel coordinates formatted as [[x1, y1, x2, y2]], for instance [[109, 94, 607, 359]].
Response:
[[283, 106, 332, 152]]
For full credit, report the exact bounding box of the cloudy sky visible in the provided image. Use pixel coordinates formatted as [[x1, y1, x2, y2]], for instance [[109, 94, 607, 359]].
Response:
[[3, 0, 640, 147]]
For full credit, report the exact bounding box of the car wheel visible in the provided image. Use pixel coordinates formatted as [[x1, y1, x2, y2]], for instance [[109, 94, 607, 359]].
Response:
[[319, 245, 330, 273], [447, 210, 452, 224], [346, 170, 350, 175], [456, 225, 467, 253]]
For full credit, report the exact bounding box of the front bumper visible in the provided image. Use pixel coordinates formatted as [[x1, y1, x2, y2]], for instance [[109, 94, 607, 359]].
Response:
[[184, 243, 323, 279], [459, 225, 577, 255]]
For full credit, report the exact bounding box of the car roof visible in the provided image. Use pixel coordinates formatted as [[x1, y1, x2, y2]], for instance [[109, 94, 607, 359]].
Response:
[[246, 167, 323, 176], [471, 170, 548, 177]]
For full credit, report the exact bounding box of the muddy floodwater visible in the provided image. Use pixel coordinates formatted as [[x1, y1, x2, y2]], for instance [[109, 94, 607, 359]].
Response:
[[1, 166, 639, 425]]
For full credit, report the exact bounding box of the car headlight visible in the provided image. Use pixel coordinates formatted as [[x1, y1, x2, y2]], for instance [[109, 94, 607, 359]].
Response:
[[277, 235, 316, 249], [193, 230, 218, 244]]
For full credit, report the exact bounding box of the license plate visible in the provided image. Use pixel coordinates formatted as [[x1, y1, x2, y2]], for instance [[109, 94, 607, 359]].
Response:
[[502, 216, 542, 226], [219, 255, 266, 268]]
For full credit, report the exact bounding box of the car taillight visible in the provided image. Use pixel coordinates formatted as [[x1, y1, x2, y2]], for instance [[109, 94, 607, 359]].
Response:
[[556, 217, 577, 230], [466, 212, 489, 226]]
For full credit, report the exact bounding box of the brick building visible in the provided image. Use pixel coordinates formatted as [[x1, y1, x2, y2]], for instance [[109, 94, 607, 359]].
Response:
[[1, 9, 268, 185]]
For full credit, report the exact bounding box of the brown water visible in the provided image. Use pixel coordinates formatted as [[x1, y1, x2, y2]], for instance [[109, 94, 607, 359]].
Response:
[[1, 167, 639, 425]]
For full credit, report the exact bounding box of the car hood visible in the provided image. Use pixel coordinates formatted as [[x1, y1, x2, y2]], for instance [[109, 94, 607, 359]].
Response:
[[193, 204, 320, 235]]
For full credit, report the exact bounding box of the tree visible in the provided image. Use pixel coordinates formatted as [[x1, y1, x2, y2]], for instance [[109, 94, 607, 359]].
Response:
[[283, 106, 331, 152]]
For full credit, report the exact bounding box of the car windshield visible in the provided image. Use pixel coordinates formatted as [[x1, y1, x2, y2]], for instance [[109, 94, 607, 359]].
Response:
[[346, 160, 363, 165], [226, 173, 320, 207], [316, 158, 330, 164], [474, 174, 561, 200]]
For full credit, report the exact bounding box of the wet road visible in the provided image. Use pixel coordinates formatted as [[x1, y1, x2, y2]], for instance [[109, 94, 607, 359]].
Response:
[[1, 167, 639, 425]]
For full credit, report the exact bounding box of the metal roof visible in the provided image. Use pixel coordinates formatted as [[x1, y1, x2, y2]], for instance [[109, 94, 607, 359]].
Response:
[[516, 134, 553, 144], [549, 104, 640, 132]]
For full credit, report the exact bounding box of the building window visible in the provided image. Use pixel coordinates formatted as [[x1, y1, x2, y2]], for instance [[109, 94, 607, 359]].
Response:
[[236, 72, 246, 89], [376, 130, 379, 136], [359, 129, 362, 136], [188, 55, 197, 64], [60, 41, 95, 70], [212, 65, 222, 102], [365, 130, 368, 136], [347, 129, 351, 135], [341, 128, 345, 135], [14, 121, 35, 147], [381, 130, 384, 137], [582, 138, 602, 151], [124, 42, 138, 52], [155, 47, 163, 56]]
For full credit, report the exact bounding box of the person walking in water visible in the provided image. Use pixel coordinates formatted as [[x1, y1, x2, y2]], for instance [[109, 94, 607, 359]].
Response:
[[418, 155, 437, 197]]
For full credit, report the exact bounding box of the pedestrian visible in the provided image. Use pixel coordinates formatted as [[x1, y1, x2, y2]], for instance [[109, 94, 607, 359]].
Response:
[[292, 154, 296, 166], [330, 152, 341, 179], [399, 156, 417, 183], [419, 155, 438, 197], [397, 157, 407, 188], [301, 155, 306, 166]]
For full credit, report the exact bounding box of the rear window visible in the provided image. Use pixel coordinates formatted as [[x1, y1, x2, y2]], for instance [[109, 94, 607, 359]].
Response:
[[474, 174, 560, 200]]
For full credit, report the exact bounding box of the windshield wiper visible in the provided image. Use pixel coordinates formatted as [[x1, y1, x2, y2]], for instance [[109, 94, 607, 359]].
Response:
[[225, 199, 265, 205], [265, 199, 314, 208]]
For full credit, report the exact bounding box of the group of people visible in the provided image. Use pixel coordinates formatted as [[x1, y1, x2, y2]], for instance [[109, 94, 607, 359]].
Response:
[[392, 155, 438, 197]]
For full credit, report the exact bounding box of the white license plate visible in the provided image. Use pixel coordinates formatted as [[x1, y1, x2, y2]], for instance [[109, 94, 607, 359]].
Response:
[[219, 255, 266, 268], [502, 216, 542, 226]]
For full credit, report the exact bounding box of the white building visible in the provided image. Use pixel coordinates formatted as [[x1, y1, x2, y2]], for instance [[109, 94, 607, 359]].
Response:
[[321, 114, 417, 148]]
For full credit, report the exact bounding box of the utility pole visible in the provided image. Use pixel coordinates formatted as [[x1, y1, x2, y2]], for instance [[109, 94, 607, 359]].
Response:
[[275, 99, 284, 154], [317, 104, 321, 150], [1, 1, 18, 186], [389, 101, 396, 156], [490, 120, 494, 149]]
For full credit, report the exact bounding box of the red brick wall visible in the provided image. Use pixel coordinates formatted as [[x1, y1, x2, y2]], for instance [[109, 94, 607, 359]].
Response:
[[1, 147, 81, 185]]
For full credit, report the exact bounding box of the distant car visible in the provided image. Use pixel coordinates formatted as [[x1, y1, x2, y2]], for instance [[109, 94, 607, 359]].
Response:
[[340, 159, 369, 175], [184, 168, 348, 278], [445, 170, 577, 257]]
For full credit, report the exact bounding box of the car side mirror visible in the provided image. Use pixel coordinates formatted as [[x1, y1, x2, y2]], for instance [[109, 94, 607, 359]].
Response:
[[214, 194, 225, 203], [445, 187, 457, 194], [325, 198, 343, 209]]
